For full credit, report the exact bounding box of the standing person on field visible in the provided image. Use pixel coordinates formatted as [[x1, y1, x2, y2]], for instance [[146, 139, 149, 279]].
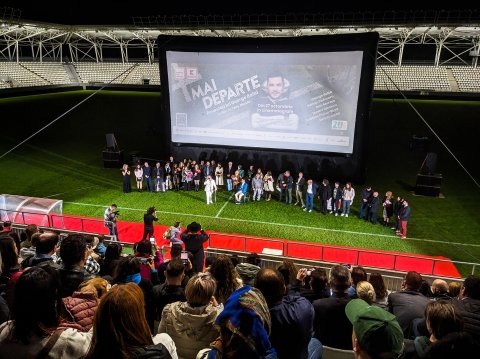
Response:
[[252, 173, 263, 201], [382, 191, 394, 227], [294, 172, 306, 208], [134, 164, 143, 192], [215, 163, 224, 188], [121, 164, 131, 193], [143, 207, 158, 240], [263, 170, 274, 201], [341, 182, 355, 217], [104, 204, 119, 241], [332, 181, 342, 216], [304, 179, 318, 213], [397, 199, 411, 239], [143, 161, 152, 192], [204, 175, 217, 205]]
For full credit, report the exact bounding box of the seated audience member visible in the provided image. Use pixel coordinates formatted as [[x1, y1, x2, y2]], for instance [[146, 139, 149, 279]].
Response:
[[158, 273, 222, 359], [388, 271, 430, 338], [235, 252, 261, 286], [0, 236, 20, 286], [209, 254, 243, 304], [368, 272, 390, 309], [204, 255, 216, 272], [19, 231, 39, 260], [430, 279, 451, 301], [134, 239, 163, 284], [153, 259, 186, 321], [300, 267, 331, 302], [99, 242, 123, 280], [85, 282, 177, 359], [113, 256, 156, 333], [255, 268, 315, 359], [0, 266, 92, 358], [448, 281, 461, 298], [404, 301, 463, 359], [452, 274, 480, 342], [277, 258, 298, 291], [197, 286, 276, 359], [313, 264, 353, 350], [419, 280, 434, 298], [423, 332, 480, 359], [312, 264, 352, 349], [20, 231, 59, 268], [157, 244, 191, 286], [346, 298, 404, 359], [356, 281, 376, 305], [57, 234, 96, 298], [348, 266, 368, 298], [94, 235, 107, 257], [234, 177, 249, 204], [20, 224, 39, 249]]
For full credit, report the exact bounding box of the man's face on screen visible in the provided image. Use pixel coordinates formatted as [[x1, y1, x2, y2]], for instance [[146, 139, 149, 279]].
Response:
[[267, 76, 284, 99]]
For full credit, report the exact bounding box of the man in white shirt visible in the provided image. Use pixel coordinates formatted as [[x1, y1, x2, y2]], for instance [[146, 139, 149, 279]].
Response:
[[204, 175, 217, 204]]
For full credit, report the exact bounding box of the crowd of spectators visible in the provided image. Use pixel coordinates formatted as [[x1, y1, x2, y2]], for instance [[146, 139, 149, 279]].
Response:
[[0, 223, 479, 358]]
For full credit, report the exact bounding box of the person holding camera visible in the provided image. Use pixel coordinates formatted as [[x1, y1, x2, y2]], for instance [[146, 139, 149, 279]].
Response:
[[143, 206, 158, 240], [180, 222, 209, 273], [104, 204, 119, 241]]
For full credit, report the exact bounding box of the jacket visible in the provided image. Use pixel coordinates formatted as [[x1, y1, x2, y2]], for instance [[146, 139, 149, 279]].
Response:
[[235, 263, 261, 286], [60, 291, 98, 332], [159, 301, 221, 359]]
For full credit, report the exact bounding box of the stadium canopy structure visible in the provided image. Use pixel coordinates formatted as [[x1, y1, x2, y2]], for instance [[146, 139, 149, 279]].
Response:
[[0, 9, 479, 67], [0, 194, 63, 226]]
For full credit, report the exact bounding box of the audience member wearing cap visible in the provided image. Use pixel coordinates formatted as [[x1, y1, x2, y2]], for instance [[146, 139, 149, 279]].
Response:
[[255, 268, 315, 359], [387, 271, 430, 338], [452, 274, 480, 342], [198, 285, 277, 359], [312, 264, 353, 349], [346, 298, 404, 359], [181, 222, 209, 273]]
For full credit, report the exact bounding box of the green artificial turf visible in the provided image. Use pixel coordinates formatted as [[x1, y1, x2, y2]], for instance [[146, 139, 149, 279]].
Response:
[[1, 90, 479, 276]]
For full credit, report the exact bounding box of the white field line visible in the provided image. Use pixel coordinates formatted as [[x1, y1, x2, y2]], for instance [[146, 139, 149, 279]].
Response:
[[215, 192, 234, 218], [64, 200, 480, 247], [45, 185, 98, 198]]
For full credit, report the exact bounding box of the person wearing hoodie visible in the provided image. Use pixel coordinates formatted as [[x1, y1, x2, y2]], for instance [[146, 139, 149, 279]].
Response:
[[158, 273, 223, 359]]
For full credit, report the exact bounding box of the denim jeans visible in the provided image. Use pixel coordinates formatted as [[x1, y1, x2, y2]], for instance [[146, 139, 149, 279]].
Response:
[[308, 337, 323, 359], [343, 200, 351, 215], [306, 193, 314, 211]]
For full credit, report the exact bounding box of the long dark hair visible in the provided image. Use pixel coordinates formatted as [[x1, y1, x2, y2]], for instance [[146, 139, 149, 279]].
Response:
[[12, 266, 60, 343]]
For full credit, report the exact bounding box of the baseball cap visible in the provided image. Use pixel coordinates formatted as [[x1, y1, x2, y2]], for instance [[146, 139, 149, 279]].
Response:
[[345, 299, 404, 358]]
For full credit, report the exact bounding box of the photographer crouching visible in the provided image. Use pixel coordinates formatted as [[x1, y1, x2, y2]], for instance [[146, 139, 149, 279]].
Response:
[[104, 203, 120, 241]]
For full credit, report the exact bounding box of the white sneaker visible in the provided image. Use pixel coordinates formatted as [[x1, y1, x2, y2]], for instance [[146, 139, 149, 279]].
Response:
[[303, 208, 307, 211], [309, 210, 312, 213], [345, 214, 348, 217], [329, 211, 333, 214], [335, 213, 338, 216], [341, 213, 345, 217]]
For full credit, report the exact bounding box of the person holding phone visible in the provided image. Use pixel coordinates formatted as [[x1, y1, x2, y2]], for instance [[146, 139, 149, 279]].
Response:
[[180, 222, 209, 273], [143, 206, 158, 240]]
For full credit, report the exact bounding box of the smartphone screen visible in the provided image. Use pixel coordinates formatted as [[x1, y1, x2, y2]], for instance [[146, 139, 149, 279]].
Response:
[[180, 251, 188, 260], [150, 237, 155, 244]]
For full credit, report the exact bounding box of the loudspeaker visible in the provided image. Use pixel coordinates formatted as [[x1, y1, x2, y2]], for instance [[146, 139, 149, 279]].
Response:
[[415, 173, 442, 196], [105, 133, 119, 151], [103, 150, 124, 168], [422, 152, 437, 175]]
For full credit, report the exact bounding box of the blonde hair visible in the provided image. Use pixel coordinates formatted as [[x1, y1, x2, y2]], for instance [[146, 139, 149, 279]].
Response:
[[185, 273, 217, 307], [386, 191, 393, 199], [356, 281, 376, 304], [79, 278, 110, 300]]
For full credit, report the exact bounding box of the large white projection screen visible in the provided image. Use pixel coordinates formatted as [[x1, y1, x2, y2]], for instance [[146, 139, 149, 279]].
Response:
[[167, 51, 363, 154]]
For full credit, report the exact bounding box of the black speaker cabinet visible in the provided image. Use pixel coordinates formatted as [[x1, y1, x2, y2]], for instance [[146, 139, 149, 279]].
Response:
[[102, 150, 124, 168], [415, 173, 442, 197]]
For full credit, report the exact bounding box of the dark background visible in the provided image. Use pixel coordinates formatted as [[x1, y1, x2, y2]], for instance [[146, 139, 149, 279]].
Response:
[[1, 1, 475, 25]]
